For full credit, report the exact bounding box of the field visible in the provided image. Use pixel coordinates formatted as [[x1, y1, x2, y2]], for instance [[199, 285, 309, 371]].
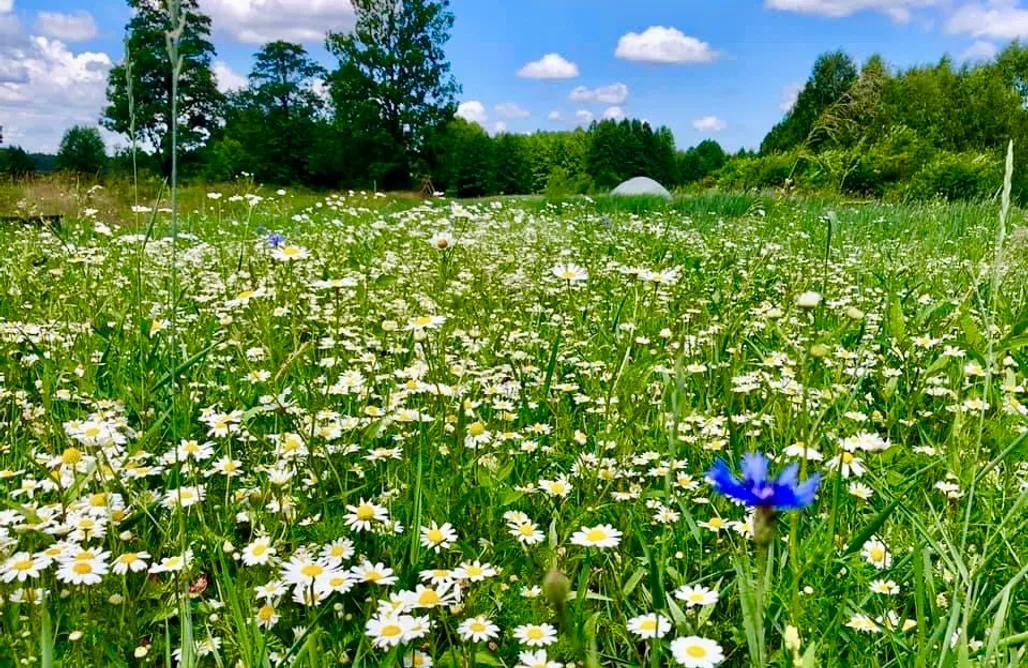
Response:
[[1, 187, 1027, 668]]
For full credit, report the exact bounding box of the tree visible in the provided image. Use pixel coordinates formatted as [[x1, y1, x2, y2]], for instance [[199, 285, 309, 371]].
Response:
[[55, 126, 108, 175], [761, 51, 857, 154], [223, 41, 326, 183], [677, 139, 726, 184], [0, 147, 36, 177], [326, 0, 461, 189], [103, 0, 223, 176]]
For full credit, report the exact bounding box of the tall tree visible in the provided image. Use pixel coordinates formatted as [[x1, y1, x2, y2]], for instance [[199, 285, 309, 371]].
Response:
[[55, 126, 108, 176], [761, 50, 857, 155], [102, 0, 223, 176], [224, 41, 326, 183], [325, 0, 461, 189]]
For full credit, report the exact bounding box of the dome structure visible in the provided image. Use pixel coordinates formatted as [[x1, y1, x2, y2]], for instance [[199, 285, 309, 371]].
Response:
[[610, 176, 672, 198]]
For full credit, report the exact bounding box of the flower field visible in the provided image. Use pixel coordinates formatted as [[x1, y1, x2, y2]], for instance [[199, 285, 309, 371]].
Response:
[[1, 190, 1027, 667]]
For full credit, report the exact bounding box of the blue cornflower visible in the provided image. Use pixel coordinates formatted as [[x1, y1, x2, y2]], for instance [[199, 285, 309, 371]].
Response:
[[266, 233, 285, 247], [708, 452, 821, 511]]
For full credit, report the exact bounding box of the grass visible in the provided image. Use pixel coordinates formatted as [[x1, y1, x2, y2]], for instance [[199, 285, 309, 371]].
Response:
[[0, 187, 1027, 667]]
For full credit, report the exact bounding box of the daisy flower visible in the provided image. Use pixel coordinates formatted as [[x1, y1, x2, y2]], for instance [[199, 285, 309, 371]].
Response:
[[627, 613, 671, 639], [241, 537, 277, 566], [513, 623, 558, 647], [551, 263, 588, 283], [457, 615, 500, 642], [570, 524, 622, 549], [674, 584, 720, 608], [516, 650, 563, 668], [670, 636, 725, 667], [112, 551, 150, 575], [419, 522, 457, 552]]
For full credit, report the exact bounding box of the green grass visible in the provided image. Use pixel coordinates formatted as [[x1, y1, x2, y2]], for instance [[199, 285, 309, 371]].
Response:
[[1, 188, 1027, 667]]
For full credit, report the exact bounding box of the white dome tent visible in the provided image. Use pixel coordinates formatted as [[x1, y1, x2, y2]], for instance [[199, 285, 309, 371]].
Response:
[[610, 176, 672, 199]]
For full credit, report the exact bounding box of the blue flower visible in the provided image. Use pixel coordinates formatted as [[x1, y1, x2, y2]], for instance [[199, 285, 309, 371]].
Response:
[[708, 452, 821, 511], [266, 233, 285, 247]]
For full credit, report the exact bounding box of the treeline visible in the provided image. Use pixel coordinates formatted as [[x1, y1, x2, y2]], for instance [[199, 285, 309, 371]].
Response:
[[716, 46, 1028, 201], [7, 0, 1028, 202]]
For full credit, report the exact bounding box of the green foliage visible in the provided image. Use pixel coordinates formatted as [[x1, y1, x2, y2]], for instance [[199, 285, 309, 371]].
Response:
[[103, 0, 223, 177], [221, 41, 326, 184], [906, 152, 1003, 201], [677, 139, 726, 184], [54, 126, 108, 176], [761, 50, 858, 154], [325, 0, 461, 189], [0, 146, 36, 177]]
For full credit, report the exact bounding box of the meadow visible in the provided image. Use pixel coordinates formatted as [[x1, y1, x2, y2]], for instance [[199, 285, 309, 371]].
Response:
[[1, 183, 1027, 668]]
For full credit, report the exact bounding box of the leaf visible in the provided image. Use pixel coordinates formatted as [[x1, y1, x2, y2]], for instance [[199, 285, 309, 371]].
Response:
[[958, 312, 986, 357], [887, 299, 907, 346]]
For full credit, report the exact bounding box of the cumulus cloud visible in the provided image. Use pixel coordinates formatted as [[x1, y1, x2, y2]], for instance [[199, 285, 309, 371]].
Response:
[[961, 39, 998, 61], [34, 11, 98, 42], [0, 35, 113, 152], [0, 0, 13, 13], [947, 1, 1028, 39], [547, 110, 563, 121], [213, 61, 247, 93], [693, 116, 727, 132], [492, 121, 507, 134], [765, 0, 939, 21], [517, 53, 579, 79], [198, 0, 355, 44], [456, 100, 488, 124], [601, 106, 626, 121], [569, 82, 628, 105], [574, 109, 595, 125], [780, 82, 803, 111], [494, 102, 530, 119], [615, 27, 718, 64]]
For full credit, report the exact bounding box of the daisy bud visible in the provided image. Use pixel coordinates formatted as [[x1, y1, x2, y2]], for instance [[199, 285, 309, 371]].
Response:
[[69, 631, 82, 642], [784, 625, 801, 652], [845, 306, 864, 320], [134, 646, 149, 658], [543, 568, 570, 608]]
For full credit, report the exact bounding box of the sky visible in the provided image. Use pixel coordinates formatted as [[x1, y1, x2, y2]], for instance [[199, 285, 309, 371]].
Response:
[[0, 0, 1023, 154]]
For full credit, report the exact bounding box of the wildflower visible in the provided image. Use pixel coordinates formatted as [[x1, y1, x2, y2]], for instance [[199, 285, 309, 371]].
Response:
[[516, 650, 563, 668], [862, 539, 892, 569], [674, 584, 719, 608], [429, 232, 456, 250], [344, 499, 388, 532], [365, 612, 414, 648], [150, 551, 192, 574], [514, 623, 558, 647], [419, 522, 457, 552], [2, 552, 47, 582], [707, 452, 821, 510], [569, 524, 622, 549], [266, 233, 285, 247], [870, 579, 899, 595], [112, 551, 150, 574], [271, 245, 309, 261], [551, 263, 588, 282], [795, 291, 821, 308], [846, 614, 880, 633], [56, 554, 109, 586], [627, 613, 671, 639], [670, 636, 725, 667], [457, 615, 500, 642], [255, 603, 279, 629], [241, 538, 277, 566]]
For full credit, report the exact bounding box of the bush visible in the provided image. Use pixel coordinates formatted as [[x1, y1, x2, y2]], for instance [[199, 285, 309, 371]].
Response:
[[906, 152, 1003, 201]]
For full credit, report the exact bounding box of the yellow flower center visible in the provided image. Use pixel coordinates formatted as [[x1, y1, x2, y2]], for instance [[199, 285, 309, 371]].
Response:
[[301, 564, 324, 578], [62, 448, 82, 465], [418, 589, 441, 606], [258, 605, 275, 621], [381, 624, 402, 638], [586, 528, 607, 543], [14, 559, 33, 571], [73, 562, 93, 574], [687, 645, 708, 658], [470, 622, 486, 633], [527, 628, 544, 640], [252, 545, 267, 556], [356, 505, 375, 520], [427, 529, 444, 543], [640, 619, 658, 631], [236, 290, 255, 300]]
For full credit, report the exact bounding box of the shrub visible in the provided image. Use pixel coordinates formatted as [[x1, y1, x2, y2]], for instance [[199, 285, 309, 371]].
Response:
[[906, 152, 1003, 201]]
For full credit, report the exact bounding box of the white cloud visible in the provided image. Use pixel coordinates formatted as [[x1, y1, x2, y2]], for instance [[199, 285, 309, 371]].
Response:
[[601, 105, 626, 121], [615, 26, 718, 64], [569, 82, 628, 105], [492, 121, 507, 134], [961, 39, 998, 61], [574, 109, 595, 125], [494, 102, 530, 119], [456, 100, 488, 124], [765, 0, 939, 21], [780, 82, 802, 111], [517, 53, 579, 79], [0, 0, 13, 13], [693, 115, 727, 132], [198, 0, 355, 44], [547, 110, 563, 121], [34, 11, 98, 42], [0, 35, 113, 152], [947, 1, 1028, 39], [213, 61, 247, 93]]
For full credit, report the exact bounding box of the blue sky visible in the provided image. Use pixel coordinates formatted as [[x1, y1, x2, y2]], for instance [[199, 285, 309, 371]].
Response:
[[0, 0, 1020, 153]]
